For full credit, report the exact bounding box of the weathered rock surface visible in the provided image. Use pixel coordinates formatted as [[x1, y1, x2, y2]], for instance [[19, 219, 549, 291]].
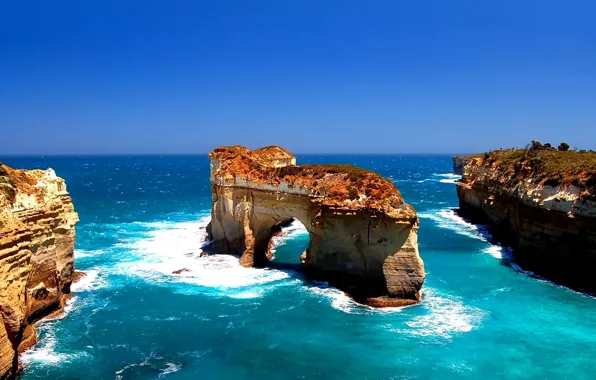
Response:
[[452, 155, 473, 175], [206, 146, 424, 306], [0, 163, 78, 379], [455, 153, 596, 293]]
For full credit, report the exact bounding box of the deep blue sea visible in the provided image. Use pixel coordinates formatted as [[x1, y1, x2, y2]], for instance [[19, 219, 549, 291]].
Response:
[[3, 155, 596, 380]]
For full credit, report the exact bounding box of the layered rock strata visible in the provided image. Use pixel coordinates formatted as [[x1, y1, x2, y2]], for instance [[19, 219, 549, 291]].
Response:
[[206, 146, 425, 306], [0, 163, 78, 379], [456, 152, 596, 293]]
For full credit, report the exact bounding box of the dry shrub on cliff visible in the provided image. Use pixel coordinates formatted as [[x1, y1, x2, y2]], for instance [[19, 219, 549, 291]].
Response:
[[482, 147, 596, 193]]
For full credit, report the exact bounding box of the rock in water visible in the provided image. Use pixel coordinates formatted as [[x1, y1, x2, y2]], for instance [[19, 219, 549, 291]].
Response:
[[0, 163, 78, 379], [206, 145, 425, 306]]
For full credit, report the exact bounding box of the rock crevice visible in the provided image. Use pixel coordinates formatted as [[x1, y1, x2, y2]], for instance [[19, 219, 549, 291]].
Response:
[[206, 146, 425, 306]]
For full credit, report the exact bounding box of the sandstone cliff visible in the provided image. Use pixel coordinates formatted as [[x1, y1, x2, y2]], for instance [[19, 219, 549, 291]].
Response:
[[456, 148, 596, 293], [207, 146, 424, 307], [0, 163, 78, 379], [452, 155, 474, 175]]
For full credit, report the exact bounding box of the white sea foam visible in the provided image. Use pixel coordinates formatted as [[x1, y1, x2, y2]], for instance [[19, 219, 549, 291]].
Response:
[[20, 320, 91, 366], [159, 362, 181, 377], [307, 284, 361, 314], [306, 282, 406, 315], [269, 219, 309, 255], [20, 331, 68, 365], [433, 173, 462, 184], [71, 269, 106, 292], [433, 173, 462, 180], [115, 356, 182, 379], [389, 288, 485, 339], [418, 208, 488, 242], [418, 208, 517, 263], [75, 249, 108, 259], [484, 245, 503, 259], [112, 216, 291, 297]]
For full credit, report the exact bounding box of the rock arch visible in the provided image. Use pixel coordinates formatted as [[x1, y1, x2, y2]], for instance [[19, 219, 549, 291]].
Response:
[[206, 146, 425, 307]]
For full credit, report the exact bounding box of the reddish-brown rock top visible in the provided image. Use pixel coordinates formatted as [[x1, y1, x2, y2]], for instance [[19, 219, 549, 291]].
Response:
[[209, 145, 414, 219], [208, 146, 425, 305]]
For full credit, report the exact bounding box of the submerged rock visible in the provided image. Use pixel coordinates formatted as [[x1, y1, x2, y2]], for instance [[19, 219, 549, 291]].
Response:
[[206, 145, 425, 306], [172, 268, 191, 275], [0, 163, 78, 379]]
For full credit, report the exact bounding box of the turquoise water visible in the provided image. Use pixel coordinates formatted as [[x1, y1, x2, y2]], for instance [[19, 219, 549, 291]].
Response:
[[3, 155, 596, 379]]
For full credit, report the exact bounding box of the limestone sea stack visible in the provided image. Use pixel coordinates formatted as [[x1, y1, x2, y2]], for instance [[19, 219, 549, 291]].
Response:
[[206, 145, 425, 307], [455, 146, 596, 293], [0, 163, 78, 379]]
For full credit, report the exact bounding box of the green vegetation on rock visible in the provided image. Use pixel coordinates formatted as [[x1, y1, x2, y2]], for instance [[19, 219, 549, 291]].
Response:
[[478, 142, 596, 192]]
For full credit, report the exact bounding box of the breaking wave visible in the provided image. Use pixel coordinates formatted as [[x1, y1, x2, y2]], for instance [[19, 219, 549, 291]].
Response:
[[109, 216, 294, 298], [432, 173, 462, 184], [418, 208, 489, 242], [20, 308, 91, 367], [418, 208, 515, 262], [71, 269, 106, 292], [388, 288, 485, 340]]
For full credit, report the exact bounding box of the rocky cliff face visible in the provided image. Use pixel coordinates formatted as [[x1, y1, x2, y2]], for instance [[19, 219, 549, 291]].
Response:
[[456, 152, 596, 293], [207, 146, 424, 307], [0, 163, 78, 379], [452, 156, 473, 175]]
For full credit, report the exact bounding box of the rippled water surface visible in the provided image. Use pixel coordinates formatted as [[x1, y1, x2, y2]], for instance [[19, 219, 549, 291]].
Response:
[[3, 155, 595, 380]]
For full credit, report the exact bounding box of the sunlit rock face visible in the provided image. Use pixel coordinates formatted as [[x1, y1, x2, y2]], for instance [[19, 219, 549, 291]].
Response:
[[0, 163, 78, 379], [206, 145, 425, 307], [456, 155, 596, 293]]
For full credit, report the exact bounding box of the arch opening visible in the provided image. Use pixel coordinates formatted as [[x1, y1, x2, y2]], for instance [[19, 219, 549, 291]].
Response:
[[253, 218, 311, 270]]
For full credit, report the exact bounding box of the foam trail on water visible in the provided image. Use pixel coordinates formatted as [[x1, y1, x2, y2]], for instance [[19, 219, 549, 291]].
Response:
[[305, 282, 406, 315], [433, 173, 462, 184], [20, 307, 91, 366], [418, 208, 488, 242], [418, 208, 516, 263], [71, 269, 106, 292], [387, 288, 485, 340], [111, 216, 292, 298]]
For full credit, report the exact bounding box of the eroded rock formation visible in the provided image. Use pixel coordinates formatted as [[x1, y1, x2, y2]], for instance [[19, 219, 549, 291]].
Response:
[[206, 146, 424, 306], [452, 155, 472, 175], [456, 150, 596, 293], [0, 163, 78, 379]]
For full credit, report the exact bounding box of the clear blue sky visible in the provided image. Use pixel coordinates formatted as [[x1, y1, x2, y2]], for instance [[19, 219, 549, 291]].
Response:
[[1, 1, 595, 154]]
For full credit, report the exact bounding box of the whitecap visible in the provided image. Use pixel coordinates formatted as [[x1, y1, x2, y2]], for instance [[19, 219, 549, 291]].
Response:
[[110, 216, 292, 298], [71, 269, 106, 292], [418, 208, 488, 242], [159, 362, 181, 377], [483, 245, 503, 259], [433, 173, 462, 180], [20, 321, 91, 367], [432, 173, 462, 184], [391, 288, 485, 339]]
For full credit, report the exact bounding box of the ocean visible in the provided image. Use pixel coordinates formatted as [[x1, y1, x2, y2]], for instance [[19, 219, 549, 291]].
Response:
[[3, 154, 595, 380]]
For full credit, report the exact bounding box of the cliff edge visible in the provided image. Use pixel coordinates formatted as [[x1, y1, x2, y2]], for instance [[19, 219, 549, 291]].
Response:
[[455, 146, 596, 292], [207, 145, 425, 307], [0, 163, 78, 379]]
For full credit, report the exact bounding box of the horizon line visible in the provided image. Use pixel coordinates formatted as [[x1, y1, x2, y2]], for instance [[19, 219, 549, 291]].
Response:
[[0, 152, 476, 158]]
